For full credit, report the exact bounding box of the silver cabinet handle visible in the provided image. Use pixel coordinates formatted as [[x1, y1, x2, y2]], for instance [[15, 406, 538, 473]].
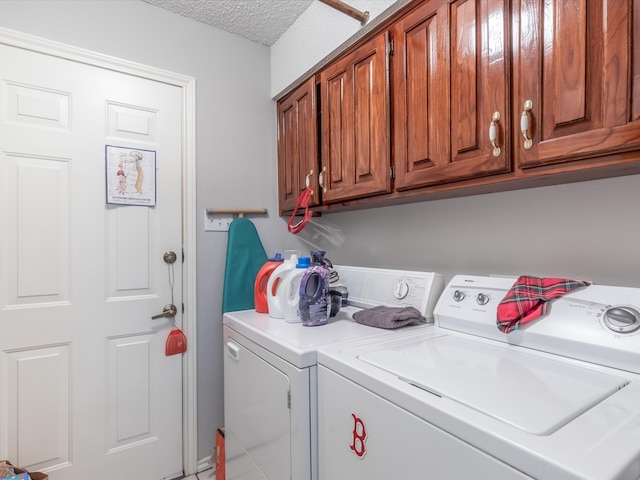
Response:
[[151, 304, 177, 320], [318, 166, 327, 193], [520, 100, 533, 150], [489, 111, 501, 157]]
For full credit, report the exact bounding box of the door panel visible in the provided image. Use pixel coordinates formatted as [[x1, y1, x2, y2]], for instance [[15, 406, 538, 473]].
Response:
[[6, 345, 71, 469], [108, 207, 154, 296], [107, 335, 154, 451], [450, 0, 509, 171], [4, 154, 70, 305], [516, 0, 640, 167], [277, 78, 319, 213], [320, 32, 390, 202], [0, 43, 183, 480], [394, 0, 510, 191]]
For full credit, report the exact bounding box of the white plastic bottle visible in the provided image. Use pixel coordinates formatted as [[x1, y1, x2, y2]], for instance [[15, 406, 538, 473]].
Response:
[[266, 250, 300, 318], [284, 257, 311, 323]]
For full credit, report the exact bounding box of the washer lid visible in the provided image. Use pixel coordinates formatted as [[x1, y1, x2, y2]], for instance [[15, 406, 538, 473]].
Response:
[[358, 334, 629, 435]]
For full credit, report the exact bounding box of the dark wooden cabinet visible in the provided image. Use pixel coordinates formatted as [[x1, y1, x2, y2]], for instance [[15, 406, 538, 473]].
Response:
[[277, 77, 319, 214], [276, 0, 640, 214], [393, 0, 511, 191], [514, 0, 640, 168], [319, 32, 391, 203]]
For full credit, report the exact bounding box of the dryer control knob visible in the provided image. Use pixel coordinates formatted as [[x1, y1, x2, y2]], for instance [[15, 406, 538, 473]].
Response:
[[603, 306, 640, 334], [453, 290, 465, 302], [393, 281, 409, 300]]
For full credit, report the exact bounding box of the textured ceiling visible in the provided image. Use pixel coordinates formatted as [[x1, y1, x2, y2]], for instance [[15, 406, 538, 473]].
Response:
[[142, 0, 315, 46]]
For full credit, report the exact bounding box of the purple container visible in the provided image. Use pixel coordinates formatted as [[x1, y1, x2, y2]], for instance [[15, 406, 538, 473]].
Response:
[[298, 251, 331, 326]]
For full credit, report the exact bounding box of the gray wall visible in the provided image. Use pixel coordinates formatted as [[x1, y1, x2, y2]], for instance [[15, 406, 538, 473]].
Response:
[[270, 0, 396, 97], [323, 175, 640, 287], [0, 0, 308, 464]]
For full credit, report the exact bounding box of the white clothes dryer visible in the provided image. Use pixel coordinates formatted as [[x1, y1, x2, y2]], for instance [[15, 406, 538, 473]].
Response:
[[222, 266, 444, 480], [317, 275, 640, 480]]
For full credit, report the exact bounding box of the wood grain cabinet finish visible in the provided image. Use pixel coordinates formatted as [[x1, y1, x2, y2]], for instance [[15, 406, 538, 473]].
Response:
[[276, 0, 640, 214], [277, 77, 319, 213], [319, 32, 391, 203], [514, 0, 640, 168], [393, 0, 511, 191]]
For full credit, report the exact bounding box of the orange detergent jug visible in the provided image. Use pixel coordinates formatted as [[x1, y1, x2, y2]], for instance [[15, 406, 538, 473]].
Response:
[[254, 251, 283, 313]]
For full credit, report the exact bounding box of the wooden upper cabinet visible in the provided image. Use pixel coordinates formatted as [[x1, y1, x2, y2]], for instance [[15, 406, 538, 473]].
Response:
[[393, 0, 511, 191], [319, 32, 391, 203], [277, 77, 319, 214], [515, 0, 640, 168], [276, 0, 640, 214]]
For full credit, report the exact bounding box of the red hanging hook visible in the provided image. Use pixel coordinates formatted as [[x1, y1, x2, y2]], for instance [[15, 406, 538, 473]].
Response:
[[287, 185, 314, 234]]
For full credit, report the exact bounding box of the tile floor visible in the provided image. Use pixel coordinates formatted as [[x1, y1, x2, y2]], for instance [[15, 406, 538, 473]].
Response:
[[183, 467, 214, 480]]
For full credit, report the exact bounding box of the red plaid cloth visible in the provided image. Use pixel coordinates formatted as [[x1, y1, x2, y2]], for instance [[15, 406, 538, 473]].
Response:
[[497, 276, 591, 333]]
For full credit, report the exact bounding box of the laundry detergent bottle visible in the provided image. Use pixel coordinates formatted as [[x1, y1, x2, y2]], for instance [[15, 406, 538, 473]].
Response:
[[266, 250, 300, 318], [254, 250, 283, 313], [284, 256, 311, 323], [298, 251, 331, 326]]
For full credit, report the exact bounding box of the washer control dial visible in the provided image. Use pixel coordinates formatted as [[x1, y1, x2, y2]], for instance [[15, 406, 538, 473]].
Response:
[[453, 290, 465, 302], [603, 306, 640, 334], [477, 293, 490, 306], [393, 281, 410, 300]]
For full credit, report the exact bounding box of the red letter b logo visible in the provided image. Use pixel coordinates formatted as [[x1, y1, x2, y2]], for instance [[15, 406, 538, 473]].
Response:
[[350, 413, 367, 458]]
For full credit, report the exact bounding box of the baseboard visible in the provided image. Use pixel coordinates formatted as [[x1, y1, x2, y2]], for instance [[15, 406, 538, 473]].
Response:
[[198, 454, 215, 474]]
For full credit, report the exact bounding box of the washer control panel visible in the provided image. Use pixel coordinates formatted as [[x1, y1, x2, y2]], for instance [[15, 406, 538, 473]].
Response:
[[435, 275, 640, 375], [451, 290, 495, 307]]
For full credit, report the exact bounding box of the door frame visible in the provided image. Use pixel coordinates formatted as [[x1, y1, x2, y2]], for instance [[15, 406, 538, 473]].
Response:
[[0, 27, 199, 476]]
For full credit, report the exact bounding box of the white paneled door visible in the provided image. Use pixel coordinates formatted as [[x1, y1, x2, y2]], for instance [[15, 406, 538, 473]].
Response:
[[0, 41, 184, 479]]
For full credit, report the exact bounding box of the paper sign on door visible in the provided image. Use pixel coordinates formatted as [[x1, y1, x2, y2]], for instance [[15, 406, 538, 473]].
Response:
[[105, 145, 156, 206]]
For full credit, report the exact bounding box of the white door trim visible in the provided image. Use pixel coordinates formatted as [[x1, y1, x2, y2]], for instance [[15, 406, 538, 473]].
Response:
[[0, 27, 199, 476]]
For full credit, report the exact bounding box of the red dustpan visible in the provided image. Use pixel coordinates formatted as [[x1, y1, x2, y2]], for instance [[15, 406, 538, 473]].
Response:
[[166, 327, 187, 356]]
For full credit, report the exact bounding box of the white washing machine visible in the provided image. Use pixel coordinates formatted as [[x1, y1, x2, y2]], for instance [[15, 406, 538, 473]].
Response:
[[317, 275, 640, 480], [222, 266, 444, 480]]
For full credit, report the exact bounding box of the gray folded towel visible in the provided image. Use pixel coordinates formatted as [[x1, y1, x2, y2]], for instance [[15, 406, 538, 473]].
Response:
[[353, 306, 423, 329]]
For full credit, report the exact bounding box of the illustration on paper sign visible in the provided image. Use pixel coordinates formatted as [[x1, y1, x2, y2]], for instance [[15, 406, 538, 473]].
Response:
[[106, 145, 156, 206]]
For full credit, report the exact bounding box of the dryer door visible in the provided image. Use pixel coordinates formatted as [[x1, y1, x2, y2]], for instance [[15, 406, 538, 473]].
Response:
[[224, 333, 291, 480]]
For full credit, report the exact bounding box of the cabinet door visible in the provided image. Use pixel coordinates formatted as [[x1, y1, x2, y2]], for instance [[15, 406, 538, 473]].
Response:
[[393, 0, 510, 191], [320, 32, 391, 203], [516, 0, 640, 168], [277, 77, 319, 213]]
